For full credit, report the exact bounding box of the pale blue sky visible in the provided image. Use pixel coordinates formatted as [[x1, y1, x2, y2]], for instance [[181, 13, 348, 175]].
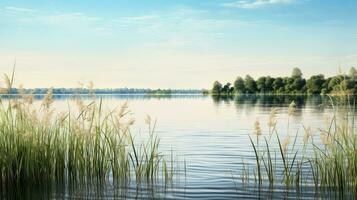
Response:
[[0, 0, 356, 88]]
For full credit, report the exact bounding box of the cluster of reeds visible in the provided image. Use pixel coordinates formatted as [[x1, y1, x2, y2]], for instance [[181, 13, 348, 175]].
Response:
[[246, 96, 357, 198], [309, 96, 357, 196], [0, 70, 175, 190]]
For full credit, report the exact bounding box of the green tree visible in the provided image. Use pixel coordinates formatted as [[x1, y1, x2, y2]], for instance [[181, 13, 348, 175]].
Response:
[[349, 67, 357, 79], [272, 77, 284, 93], [321, 77, 332, 94], [291, 67, 303, 79], [328, 75, 344, 93], [256, 77, 267, 93], [212, 81, 222, 94], [284, 77, 294, 93], [221, 82, 233, 94], [265, 76, 274, 93], [307, 74, 325, 94], [244, 75, 257, 94], [345, 79, 357, 94], [234, 76, 245, 94], [292, 78, 306, 93], [209, 67, 357, 95]]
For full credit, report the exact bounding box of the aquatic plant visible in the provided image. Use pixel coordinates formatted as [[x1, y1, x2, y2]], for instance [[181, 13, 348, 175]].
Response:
[[0, 70, 176, 191], [245, 96, 357, 198]]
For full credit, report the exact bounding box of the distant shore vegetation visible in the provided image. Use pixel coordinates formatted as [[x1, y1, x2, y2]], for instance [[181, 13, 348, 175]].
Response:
[[0, 87, 202, 95], [211, 67, 357, 95]]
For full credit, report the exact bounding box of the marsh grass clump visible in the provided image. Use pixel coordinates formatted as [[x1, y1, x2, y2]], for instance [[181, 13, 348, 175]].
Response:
[[0, 71, 176, 192], [308, 96, 357, 196], [245, 96, 357, 198]]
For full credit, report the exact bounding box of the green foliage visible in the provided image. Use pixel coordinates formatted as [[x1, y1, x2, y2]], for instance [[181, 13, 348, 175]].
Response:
[[328, 75, 343, 92], [244, 75, 257, 94], [291, 67, 303, 79], [307, 74, 325, 94], [212, 81, 234, 95], [292, 78, 306, 93], [284, 77, 294, 93], [257, 77, 267, 93], [234, 77, 245, 94], [0, 71, 177, 190], [349, 67, 357, 79], [345, 79, 357, 94], [265, 76, 274, 93], [272, 77, 284, 93], [221, 82, 234, 94], [210, 67, 357, 95], [6, 88, 202, 95], [0, 99, 175, 189], [244, 98, 357, 197], [212, 81, 223, 95]]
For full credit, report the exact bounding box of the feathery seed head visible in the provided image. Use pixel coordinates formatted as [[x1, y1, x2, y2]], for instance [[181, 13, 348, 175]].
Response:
[[281, 135, 290, 154], [254, 119, 262, 136], [24, 95, 34, 105], [30, 109, 38, 123], [268, 107, 278, 128], [76, 98, 86, 112], [127, 118, 135, 126], [288, 101, 296, 116], [42, 87, 54, 109], [145, 115, 152, 125], [303, 127, 312, 144], [43, 109, 54, 126], [3, 74, 11, 93], [11, 100, 20, 110], [117, 102, 128, 118]]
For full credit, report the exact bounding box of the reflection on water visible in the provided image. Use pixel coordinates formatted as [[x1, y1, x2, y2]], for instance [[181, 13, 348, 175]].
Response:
[[212, 94, 326, 108], [1, 182, 175, 199], [1, 94, 352, 199]]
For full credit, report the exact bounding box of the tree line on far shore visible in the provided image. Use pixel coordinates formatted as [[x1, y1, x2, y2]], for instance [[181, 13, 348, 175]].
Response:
[[1, 88, 202, 95], [211, 67, 357, 95]]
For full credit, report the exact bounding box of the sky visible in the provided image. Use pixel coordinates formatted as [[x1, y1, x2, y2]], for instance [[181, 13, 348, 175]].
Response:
[[0, 0, 357, 89]]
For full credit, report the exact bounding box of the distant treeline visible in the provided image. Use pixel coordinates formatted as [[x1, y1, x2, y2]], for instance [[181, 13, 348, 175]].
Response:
[[211, 67, 357, 95], [3, 88, 203, 95]]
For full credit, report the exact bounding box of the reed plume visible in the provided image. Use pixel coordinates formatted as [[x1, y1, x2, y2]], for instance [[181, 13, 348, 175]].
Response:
[[281, 135, 290, 155], [145, 115, 152, 125], [288, 101, 296, 116], [42, 87, 54, 109], [268, 107, 278, 136], [3, 74, 11, 93], [254, 119, 262, 136], [303, 126, 312, 144]]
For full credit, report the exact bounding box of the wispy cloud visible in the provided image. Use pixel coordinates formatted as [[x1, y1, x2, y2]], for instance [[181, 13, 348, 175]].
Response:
[[223, 0, 295, 9], [117, 15, 159, 24], [4, 6, 35, 13], [20, 12, 99, 24], [113, 7, 264, 49], [115, 7, 262, 33], [15, 11, 110, 36]]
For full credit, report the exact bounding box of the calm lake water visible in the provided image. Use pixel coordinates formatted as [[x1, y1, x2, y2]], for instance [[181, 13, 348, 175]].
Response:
[[4, 94, 342, 199]]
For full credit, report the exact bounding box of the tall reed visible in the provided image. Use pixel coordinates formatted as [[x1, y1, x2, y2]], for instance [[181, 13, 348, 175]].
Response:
[[0, 70, 176, 192], [245, 95, 357, 198]]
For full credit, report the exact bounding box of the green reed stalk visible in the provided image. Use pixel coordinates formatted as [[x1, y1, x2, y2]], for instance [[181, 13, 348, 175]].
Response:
[[244, 97, 357, 198], [0, 70, 177, 190]]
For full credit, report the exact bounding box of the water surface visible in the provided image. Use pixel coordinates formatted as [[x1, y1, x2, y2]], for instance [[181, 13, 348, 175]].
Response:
[[3, 95, 340, 199]]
